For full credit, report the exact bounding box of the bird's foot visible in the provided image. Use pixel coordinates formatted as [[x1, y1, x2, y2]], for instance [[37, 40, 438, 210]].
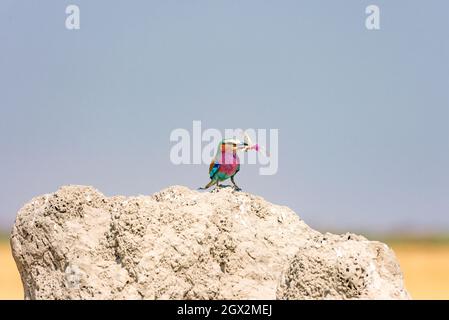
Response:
[[233, 186, 242, 191]]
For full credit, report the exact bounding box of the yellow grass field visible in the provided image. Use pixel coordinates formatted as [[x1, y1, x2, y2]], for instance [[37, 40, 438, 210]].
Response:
[[0, 242, 23, 300], [390, 242, 449, 299], [1, 241, 448, 300]]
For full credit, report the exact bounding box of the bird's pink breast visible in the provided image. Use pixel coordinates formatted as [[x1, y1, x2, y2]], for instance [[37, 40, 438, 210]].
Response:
[[217, 153, 239, 175], [218, 153, 239, 165]]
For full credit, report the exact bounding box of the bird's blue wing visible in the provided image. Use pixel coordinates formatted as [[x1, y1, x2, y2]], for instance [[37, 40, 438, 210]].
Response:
[[209, 162, 220, 179]]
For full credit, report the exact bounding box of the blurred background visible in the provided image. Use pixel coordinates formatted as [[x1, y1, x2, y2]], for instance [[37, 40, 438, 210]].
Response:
[[1, 0, 448, 299]]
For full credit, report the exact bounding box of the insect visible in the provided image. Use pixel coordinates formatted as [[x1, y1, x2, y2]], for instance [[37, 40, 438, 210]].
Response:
[[199, 132, 263, 191]]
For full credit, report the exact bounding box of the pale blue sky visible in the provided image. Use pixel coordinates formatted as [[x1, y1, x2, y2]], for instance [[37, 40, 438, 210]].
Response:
[[0, 1, 448, 233]]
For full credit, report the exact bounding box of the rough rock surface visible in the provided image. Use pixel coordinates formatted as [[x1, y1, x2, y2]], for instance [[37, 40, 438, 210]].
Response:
[[10, 185, 410, 299]]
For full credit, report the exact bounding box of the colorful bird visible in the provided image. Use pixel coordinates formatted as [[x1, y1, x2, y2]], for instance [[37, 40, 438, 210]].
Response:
[[199, 137, 259, 191]]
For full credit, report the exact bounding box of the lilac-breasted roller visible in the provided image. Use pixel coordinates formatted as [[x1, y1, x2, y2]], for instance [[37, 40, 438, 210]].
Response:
[[200, 138, 259, 191]]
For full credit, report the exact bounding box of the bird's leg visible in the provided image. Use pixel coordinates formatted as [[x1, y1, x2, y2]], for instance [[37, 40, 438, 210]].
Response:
[[198, 180, 216, 190], [231, 176, 241, 191]]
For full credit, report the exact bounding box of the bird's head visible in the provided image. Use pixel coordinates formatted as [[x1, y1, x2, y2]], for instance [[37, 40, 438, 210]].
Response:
[[220, 139, 246, 153]]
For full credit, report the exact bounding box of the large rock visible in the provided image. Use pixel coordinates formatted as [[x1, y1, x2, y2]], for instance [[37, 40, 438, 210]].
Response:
[[10, 185, 410, 299]]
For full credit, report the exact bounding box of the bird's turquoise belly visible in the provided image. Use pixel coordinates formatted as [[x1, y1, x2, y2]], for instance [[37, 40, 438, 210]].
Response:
[[214, 171, 230, 181]]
